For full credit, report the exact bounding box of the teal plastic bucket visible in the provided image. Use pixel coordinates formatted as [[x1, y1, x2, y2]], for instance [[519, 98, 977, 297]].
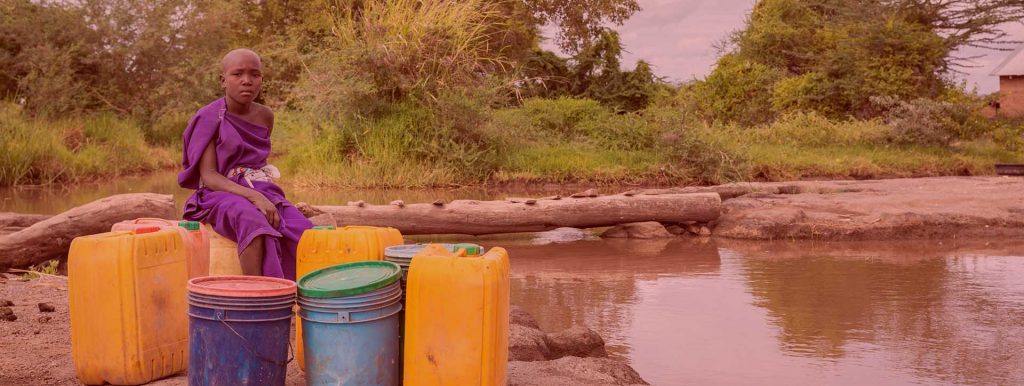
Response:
[[298, 262, 403, 386]]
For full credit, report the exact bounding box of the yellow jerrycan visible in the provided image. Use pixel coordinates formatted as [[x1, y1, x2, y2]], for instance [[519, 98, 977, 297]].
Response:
[[205, 223, 242, 276], [295, 225, 404, 369], [404, 244, 510, 386], [68, 227, 189, 385]]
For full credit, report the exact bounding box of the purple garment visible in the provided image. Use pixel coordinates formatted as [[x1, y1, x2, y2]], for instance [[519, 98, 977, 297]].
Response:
[[178, 98, 312, 280]]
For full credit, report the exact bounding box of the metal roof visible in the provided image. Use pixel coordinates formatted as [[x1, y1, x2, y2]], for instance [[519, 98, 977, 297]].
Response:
[[991, 44, 1024, 76]]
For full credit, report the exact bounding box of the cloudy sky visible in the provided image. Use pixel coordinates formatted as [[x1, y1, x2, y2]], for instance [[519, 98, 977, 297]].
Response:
[[545, 0, 1024, 94]]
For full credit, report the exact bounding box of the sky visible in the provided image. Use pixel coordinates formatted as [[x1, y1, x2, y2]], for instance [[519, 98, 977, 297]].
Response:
[[544, 0, 1024, 94]]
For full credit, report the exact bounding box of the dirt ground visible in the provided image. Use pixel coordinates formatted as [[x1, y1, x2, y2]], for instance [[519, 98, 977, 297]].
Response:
[[0, 272, 306, 386]]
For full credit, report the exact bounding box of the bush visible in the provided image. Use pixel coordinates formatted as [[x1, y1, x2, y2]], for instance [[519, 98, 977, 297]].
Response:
[[871, 96, 971, 146]]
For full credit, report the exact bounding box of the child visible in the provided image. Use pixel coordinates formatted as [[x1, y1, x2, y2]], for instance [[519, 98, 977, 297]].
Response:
[[178, 48, 312, 280]]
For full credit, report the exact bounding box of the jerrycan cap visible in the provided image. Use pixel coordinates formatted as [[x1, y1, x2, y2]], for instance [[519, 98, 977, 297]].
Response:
[[453, 243, 483, 256], [178, 221, 201, 231], [312, 225, 336, 230], [298, 261, 402, 298], [134, 226, 161, 234]]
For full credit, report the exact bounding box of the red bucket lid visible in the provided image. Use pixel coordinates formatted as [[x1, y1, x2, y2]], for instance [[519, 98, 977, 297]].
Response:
[[188, 276, 296, 298]]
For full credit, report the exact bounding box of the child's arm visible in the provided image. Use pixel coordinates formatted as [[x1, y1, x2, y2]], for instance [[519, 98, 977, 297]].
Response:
[[198, 141, 280, 228]]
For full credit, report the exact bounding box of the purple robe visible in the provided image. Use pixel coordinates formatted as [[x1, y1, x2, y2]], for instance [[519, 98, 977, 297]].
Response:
[[178, 98, 312, 280]]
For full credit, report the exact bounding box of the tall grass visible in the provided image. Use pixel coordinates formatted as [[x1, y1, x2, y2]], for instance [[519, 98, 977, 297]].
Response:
[[0, 102, 176, 186]]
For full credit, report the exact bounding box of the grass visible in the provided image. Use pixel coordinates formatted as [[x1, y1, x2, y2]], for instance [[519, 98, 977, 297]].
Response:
[[0, 102, 177, 186], [3, 98, 1022, 188]]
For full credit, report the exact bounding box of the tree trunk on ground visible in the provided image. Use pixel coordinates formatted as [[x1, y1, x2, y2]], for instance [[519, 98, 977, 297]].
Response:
[[0, 213, 52, 228], [0, 194, 174, 271], [299, 192, 721, 235]]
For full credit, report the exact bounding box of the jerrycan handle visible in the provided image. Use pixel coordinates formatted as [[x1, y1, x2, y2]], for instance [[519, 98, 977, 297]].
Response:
[[132, 217, 172, 224]]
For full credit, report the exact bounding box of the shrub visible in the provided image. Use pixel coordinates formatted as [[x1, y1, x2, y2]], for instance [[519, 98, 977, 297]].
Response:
[[871, 96, 971, 146]]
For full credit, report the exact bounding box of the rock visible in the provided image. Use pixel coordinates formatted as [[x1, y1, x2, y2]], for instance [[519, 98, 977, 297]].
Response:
[[664, 224, 688, 235], [1, 299, 13, 307], [38, 303, 55, 313], [38, 315, 51, 323], [570, 189, 597, 198], [510, 305, 541, 329], [432, 200, 445, 206], [0, 306, 16, 322], [533, 228, 592, 245], [544, 326, 607, 359], [508, 356, 649, 386], [390, 200, 405, 208], [697, 226, 712, 236], [509, 324, 551, 362], [600, 222, 673, 239]]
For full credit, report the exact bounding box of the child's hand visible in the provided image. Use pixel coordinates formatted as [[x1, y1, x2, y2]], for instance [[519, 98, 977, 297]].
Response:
[[249, 194, 280, 229]]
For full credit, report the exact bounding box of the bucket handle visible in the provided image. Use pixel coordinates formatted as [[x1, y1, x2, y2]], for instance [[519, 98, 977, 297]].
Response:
[[215, 309, 294, 367]]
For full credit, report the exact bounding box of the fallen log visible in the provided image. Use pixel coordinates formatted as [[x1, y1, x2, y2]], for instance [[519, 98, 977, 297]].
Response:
[[0, 212, 52, 228], [300, 192, 720, 235], [0, 193, 174, 271]]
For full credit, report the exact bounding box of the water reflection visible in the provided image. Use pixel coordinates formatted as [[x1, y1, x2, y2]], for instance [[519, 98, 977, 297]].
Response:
[[724, 239, 1024, 385], [501, 238, 722, 359]]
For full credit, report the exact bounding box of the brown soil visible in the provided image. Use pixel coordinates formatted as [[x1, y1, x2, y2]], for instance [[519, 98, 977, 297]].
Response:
[[711, 176, 1024, 240]]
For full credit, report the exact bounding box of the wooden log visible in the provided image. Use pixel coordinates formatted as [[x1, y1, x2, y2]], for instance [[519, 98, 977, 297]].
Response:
[[303, 192, 720, 235], [0, 193, 174, 271], [0, 212, 52, 228]]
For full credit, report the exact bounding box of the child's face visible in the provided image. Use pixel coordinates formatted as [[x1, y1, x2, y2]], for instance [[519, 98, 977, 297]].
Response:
[[220, 53, 262, 105]]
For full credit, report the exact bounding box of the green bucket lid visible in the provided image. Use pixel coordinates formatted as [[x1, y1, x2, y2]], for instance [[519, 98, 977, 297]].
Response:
[[312, 225, 337, 230], [178, 221, 201, 231], [298, 261, 402, 298]]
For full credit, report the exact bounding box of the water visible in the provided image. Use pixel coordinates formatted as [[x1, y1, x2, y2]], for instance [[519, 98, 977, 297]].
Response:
[[497, 238, 1024, 386], [5, 175, 1024, 384]]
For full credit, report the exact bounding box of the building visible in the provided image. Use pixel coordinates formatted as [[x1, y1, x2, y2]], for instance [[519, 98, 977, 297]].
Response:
[[992, 45, 1024, 118]]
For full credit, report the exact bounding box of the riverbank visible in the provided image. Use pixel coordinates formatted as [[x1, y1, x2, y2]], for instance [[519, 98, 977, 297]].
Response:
[[0, 274, 646, 386], [4, 100, 1023, 189]]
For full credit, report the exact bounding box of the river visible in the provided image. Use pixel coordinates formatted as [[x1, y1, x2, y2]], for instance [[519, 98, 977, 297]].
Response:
[[4, 173, 1023, 385]]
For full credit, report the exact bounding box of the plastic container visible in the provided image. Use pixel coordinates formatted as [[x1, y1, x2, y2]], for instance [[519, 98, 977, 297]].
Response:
[[111, 218, 210, 278], [68, 228, 190, 385], [404, 244, 510, 386], [295, 225, 403, 369], [205, 224, 242, 276], [187, 276, 296, 386], [297, 261, 404, 386]]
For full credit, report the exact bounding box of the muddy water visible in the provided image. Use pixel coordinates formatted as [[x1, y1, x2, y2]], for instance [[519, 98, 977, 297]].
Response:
[[496, 237, 1024, 385], [6, 175, 1024, 385]]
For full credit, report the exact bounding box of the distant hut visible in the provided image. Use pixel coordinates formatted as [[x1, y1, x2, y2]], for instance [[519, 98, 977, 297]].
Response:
[[991, 45, 1024, 118]]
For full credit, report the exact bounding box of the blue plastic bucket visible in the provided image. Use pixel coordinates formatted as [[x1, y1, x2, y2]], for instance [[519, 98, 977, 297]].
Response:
[[298, 281, 403, 385], [187, 276, 296, 386]]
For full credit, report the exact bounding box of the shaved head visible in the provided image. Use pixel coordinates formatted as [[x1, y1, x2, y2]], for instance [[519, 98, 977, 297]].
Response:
[[220, 48, 263, 106], [221, 48, 261, 73]]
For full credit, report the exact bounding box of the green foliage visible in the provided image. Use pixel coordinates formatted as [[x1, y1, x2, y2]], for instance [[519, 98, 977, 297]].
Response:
[[294, 0, 509, 119], [0, 102, 171, 186], [687, 54, 786, 125], [872, 96, 973, 146], [687, 0, 1010, 124]]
